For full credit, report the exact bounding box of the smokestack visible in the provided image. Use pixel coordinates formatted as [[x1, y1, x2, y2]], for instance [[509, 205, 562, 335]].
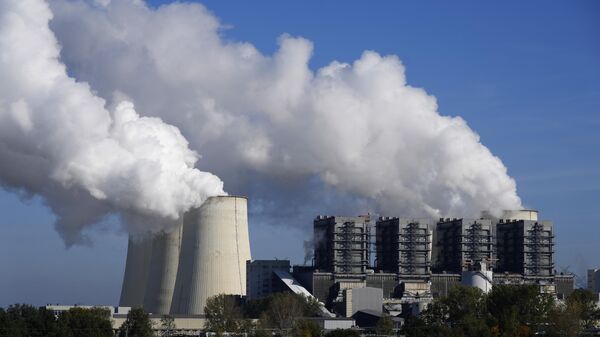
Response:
[[119, 235, 153, 308], [142, 224, 183, 314], [170, 196, 251, 314]]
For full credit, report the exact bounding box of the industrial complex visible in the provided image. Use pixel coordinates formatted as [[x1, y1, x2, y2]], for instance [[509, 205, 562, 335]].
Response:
[[110, 196, 589, 333]]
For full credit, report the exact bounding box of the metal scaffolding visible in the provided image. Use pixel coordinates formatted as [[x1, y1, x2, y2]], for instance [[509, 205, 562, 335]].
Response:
[[332, 221, 370, 274], [524, 222, 554, 278], [398, 222, 431, 277], [462, 222, 494, 264]]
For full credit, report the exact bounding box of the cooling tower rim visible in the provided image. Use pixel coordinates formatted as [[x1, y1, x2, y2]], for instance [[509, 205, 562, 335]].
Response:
[[480, 208, 538, 215], [206, 195, 247, 200]]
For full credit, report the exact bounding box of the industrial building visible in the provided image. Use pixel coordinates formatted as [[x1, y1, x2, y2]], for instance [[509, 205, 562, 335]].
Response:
[[120, 195, 251, 316], [117, 203, 572, 323], [589, 269, 600, 294], [246, 259, 291, 300], [495, 219, 554, 281], [555, 273, 576, 299], [376, 218, 432, 280], [314, 215, 371, 275], [45, 305, 205, 335], [432, 218, 495, 273]]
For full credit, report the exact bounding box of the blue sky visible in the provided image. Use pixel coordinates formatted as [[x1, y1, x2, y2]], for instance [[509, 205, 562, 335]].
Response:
[[0, 0, 599, 306]]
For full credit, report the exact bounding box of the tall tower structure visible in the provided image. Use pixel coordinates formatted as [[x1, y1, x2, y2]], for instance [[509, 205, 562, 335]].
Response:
[[496, 220, 554, 281], [142, 225, 183, 314], [119, 235, 153, 308], [433, 218, 494, 273], [376, 218, 432, 280], [313, 215, 370, 276], [170, 196, 251, 315]]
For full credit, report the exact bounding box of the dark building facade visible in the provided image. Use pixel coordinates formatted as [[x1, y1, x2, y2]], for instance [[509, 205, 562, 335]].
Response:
[[376, 217, 432, 280], [314, 215, 371, 275], [246, 260, 291, 300], [496, 220, 554, 280], [433, 218, 494, 273]]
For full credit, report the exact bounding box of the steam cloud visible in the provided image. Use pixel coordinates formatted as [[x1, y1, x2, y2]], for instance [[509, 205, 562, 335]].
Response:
[[0, 0, 225, 244], [1, 0, 522, 244]]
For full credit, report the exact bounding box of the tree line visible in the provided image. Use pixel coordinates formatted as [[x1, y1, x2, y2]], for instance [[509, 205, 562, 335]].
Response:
[[0, 304, 169, 337], [204, 292, 397, 337], [1, 287, 597, 337], [401, 286, 600, 337]]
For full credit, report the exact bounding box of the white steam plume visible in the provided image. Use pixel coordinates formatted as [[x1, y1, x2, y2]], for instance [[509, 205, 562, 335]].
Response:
[[49, 0, 521, 221], [0, 0, 225, 244], [1, 0, 522, 245]]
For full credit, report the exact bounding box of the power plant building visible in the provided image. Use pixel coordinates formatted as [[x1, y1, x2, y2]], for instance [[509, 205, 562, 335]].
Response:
[[588, 269, 600, 294], [432, 218, 494, 273], [495, 220, 554, 280], [118, 201, 571, 320], [246, 259, 291, 300], [314, 215, 371, 275], [376, 218, 432, 280]]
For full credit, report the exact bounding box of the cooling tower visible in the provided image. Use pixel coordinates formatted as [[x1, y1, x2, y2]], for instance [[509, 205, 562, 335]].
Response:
[[142, 224, 183, 314], [481, 209, 538, 221], [170, 196, 251, 314], [119, 235, 153, 307]]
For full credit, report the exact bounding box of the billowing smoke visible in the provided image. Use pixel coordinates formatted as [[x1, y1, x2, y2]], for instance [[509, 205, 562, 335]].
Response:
[[1, 0, 522, 244], [0, 0, 225, 244]]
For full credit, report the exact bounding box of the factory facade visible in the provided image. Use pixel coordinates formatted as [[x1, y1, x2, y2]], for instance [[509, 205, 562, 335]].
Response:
[[246, 209, 574, 319]]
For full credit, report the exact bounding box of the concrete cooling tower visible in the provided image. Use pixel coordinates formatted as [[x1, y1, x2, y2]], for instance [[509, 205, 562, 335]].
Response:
[[119, 235, 153, 308], [481, 209, 539, 221], [170, 196, 251, 314], [143, 225, 183, 314], [119, 226, 182, 313]]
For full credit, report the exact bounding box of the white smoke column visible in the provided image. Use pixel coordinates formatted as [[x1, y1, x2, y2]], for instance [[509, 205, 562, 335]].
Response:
[[48, 0, 522, 219], [0, 0, 225, 244]]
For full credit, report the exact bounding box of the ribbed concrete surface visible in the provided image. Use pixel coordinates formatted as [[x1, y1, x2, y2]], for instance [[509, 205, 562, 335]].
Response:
[[143, 224, 183, 314], [119, 235, 153, 308], [170, 196, 251, 314]]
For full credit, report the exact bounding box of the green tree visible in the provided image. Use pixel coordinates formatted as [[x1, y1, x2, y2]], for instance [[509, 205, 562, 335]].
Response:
[[0, 308, 7, 335], [420, 286, 490, 337], [487, 285, 555, 336], [260, 293, 309, 331], [160, 314, 176, 337], [291, 319, 322, 337], [56, 307, 113, 337], [401, 315, 451, 337], [567, 288, 600, 329], [546, 300, 583, 337], [204, 294, 243, 333], [375, 316, 394, 336], [118, 307, 153, 337], [3, 304, 58, 337]]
